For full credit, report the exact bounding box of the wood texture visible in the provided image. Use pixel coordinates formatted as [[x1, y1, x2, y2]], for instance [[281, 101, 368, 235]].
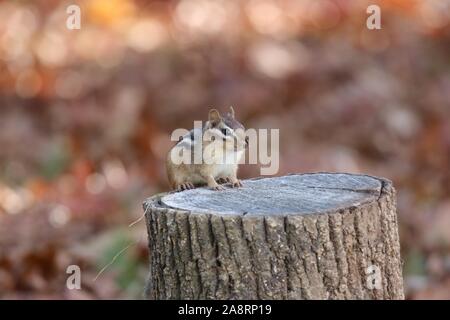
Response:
[[143, 173, 404, 300]]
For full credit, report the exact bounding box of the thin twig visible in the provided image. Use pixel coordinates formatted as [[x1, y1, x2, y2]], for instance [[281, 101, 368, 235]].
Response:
[[93, 234, 144, 282], [128, 212, 145, 228]]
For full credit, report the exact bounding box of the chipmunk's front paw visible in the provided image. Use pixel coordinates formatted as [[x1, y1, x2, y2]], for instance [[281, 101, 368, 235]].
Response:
[[175, 182, 195, 192], [231, 180, 243, 188]]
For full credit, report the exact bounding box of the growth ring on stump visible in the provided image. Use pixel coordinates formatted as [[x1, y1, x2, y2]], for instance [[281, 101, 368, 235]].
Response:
[[143, 173, 404, 300]]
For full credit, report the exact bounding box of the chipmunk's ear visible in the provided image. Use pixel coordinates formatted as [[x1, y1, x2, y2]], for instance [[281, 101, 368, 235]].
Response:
[[208, 109, 221, 126], [228, 106, 235, 118]]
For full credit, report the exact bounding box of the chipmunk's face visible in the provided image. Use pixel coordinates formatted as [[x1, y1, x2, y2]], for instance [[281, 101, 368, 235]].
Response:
[[203, 107, 248, 154]]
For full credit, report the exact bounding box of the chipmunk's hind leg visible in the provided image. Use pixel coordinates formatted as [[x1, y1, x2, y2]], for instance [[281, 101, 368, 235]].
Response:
[[206, 175, 225, 191], [175, 182, 195, 192], [231, 179, 243, 188], [227, 172, 243, 188], [216, 170, 242, 188], [216, 177, 232, 184]]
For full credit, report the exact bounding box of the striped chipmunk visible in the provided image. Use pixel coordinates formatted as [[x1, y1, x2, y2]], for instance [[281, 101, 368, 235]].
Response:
[[166, 107, 249, 192]]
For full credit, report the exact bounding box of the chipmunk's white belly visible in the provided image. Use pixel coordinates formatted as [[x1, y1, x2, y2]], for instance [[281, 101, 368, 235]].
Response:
[[211, 150, 243, 177], [212, 163, 234, 177]]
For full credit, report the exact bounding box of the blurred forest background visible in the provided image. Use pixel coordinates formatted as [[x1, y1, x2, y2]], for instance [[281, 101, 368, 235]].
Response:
[[0, 0, 450, 299]]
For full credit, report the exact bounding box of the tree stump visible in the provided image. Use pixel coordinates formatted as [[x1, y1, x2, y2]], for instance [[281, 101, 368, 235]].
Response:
[[143, 173, 404, 300]]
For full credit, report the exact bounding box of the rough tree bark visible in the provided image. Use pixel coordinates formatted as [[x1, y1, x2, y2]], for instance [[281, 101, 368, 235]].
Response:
[[143, 173, 404, 300]]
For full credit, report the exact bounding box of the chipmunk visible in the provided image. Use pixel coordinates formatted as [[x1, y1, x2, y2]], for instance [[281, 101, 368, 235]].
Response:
[[166, 107, 248, 191]]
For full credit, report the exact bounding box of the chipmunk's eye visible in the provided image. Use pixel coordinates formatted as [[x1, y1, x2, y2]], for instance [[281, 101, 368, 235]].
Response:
[[221, 128, 229, 136]]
